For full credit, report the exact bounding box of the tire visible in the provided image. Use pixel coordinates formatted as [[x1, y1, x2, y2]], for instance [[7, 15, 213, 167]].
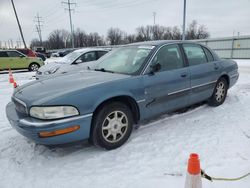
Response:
[[29, 63, 40, 72], [90, 102, 133, 150], [208, 77, 228, 106]]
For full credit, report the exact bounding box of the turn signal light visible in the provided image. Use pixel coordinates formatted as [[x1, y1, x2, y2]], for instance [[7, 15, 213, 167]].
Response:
[[39, 125, 80, 138]]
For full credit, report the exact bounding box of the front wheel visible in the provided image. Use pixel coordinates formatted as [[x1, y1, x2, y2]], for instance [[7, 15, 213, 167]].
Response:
[[208, 77, 228, 106], [29, 63, 40, 72], [90, 102, 133, 150]]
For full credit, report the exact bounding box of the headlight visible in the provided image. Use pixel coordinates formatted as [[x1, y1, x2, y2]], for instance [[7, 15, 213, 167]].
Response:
[[44, 67, 59, 75], [30, 106, 79, 120]]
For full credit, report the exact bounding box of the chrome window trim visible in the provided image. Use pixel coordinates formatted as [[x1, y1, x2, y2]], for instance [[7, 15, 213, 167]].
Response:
[[141, 42, 180, 75], [19, 113, 93, 127]]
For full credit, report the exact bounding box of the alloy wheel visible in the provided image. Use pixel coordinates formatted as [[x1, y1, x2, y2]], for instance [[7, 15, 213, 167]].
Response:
[[101, 111, 128, 143]]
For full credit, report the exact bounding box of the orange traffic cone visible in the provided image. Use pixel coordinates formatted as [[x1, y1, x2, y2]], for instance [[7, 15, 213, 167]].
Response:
[[184, 153, 202, 188], [9, 68, 14, 84], [13, 81, 18, 88]]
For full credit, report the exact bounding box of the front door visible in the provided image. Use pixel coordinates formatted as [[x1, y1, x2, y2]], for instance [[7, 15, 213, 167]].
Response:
[[143, 44, 191, 118]]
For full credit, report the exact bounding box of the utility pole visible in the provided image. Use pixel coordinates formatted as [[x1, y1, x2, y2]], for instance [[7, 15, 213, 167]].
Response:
[[34, 13, 43, 45], [153, 12, 156, 25], [11, 0, 27, 48], [62, 0, 76, 48], [182, 0, 187, 40]]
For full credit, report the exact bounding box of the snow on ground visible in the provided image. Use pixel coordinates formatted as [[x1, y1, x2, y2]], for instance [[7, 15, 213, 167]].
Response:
[[0, 60, 250, 188]]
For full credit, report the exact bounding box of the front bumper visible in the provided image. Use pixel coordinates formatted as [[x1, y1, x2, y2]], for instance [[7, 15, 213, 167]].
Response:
[[6, 102, 92, 145]]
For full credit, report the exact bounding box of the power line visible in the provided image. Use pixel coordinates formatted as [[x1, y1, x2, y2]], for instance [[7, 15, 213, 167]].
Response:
[[11, 0, 27, 48], [34, 13, 43, 45], [62, 0, 76, 48]]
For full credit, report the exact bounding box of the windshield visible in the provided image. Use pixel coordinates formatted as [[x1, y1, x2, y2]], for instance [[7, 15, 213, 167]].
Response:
[[59, 50, 82, 64], [95, 46, 154, 75]]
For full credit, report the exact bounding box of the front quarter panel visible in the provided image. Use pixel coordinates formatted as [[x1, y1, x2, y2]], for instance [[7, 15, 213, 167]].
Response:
[[43, 75, 146, 119]]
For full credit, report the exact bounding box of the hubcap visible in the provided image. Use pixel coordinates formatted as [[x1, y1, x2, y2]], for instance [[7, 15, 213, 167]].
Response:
[[102, 111, 128, 143], [31, 64, 39, 71], [215, 81, 226, 102]]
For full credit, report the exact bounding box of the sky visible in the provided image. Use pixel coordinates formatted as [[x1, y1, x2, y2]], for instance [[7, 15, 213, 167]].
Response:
[[0, 0, 250, 47]]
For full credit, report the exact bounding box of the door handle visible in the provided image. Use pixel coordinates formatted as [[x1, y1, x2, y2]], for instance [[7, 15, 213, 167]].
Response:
[[181, 72, 188, 77]]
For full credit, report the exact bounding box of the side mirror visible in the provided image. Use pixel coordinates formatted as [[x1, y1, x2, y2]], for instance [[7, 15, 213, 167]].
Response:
[[19, 55, 24, 58], [149, 63, 161, 74]]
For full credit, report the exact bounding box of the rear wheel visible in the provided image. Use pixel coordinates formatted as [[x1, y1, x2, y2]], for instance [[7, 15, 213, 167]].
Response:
[[90, 102, 133, 150], [29, 63, 40, 72], [208, 77, 228, 106]]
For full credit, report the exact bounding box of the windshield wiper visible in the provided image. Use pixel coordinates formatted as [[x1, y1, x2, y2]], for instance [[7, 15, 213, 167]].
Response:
[[94, 68, 114, 73]]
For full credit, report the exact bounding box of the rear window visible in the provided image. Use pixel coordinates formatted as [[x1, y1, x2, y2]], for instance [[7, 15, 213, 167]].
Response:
[[203, 47, 214, 62]]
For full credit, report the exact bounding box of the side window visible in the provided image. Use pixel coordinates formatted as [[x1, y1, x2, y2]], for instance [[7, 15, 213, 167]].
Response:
[[77, 52, 97, 63], [97, 51, 108, 59], [152, 44, 184, 72], [183, 44, 207, 66], [203, 47, 214, 62], [0, 52, 8, 57], [7, 51, 21, 57]]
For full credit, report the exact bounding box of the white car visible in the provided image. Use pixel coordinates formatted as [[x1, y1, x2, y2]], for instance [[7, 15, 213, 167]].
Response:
[[36, 48, 110, 79]]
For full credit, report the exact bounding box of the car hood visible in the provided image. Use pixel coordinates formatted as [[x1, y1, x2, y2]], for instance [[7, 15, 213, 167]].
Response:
[[14, 70, 130, 106], [38, 62, 62, 72], [38, 61, 96, 76]]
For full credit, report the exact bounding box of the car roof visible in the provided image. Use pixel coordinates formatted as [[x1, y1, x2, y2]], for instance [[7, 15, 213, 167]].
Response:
[[73, 48, 109, 53], [126, 40, 200, 47]]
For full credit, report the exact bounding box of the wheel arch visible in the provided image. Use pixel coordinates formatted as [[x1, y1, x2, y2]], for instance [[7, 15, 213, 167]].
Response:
[[92, 95, 140, 124], [220, 74, 230, 86]]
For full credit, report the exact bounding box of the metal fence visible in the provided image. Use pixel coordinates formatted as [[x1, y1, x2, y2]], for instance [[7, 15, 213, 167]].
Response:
[[194, 36, 250, 59]]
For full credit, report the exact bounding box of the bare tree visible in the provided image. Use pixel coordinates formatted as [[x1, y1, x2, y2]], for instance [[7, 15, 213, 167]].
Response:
[[30, 38, 41, 49], [47, 29, 70, 49], [87, 32, 105, 46], [136, 26, 152, 41], [107, 28, 125, 45], [171, 26, 181, 40], [186, 20, 209, 39], [124, 34, 136, 44]]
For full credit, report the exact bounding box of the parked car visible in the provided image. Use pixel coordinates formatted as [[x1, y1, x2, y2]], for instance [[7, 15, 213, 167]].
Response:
[[0, 50, 44, 71], [36, 48, 110, 79], [6, 41, 239, 150], [35, 52, 46, 61], [16, 48, 36, 58]]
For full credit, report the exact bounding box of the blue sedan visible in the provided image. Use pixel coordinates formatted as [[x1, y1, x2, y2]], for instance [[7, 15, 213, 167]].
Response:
[[6, 41, 239, 150]]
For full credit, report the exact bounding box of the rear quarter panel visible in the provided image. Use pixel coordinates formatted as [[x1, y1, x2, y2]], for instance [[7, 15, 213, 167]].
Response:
[[219, 59, 239, 88]]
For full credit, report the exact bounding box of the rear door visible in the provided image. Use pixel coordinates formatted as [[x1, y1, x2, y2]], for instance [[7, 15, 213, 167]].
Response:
[[143, 44, 191, 118], [6, 51, 29, 69], [182, 43, 221, 104], [0, 51, 9, 70]]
